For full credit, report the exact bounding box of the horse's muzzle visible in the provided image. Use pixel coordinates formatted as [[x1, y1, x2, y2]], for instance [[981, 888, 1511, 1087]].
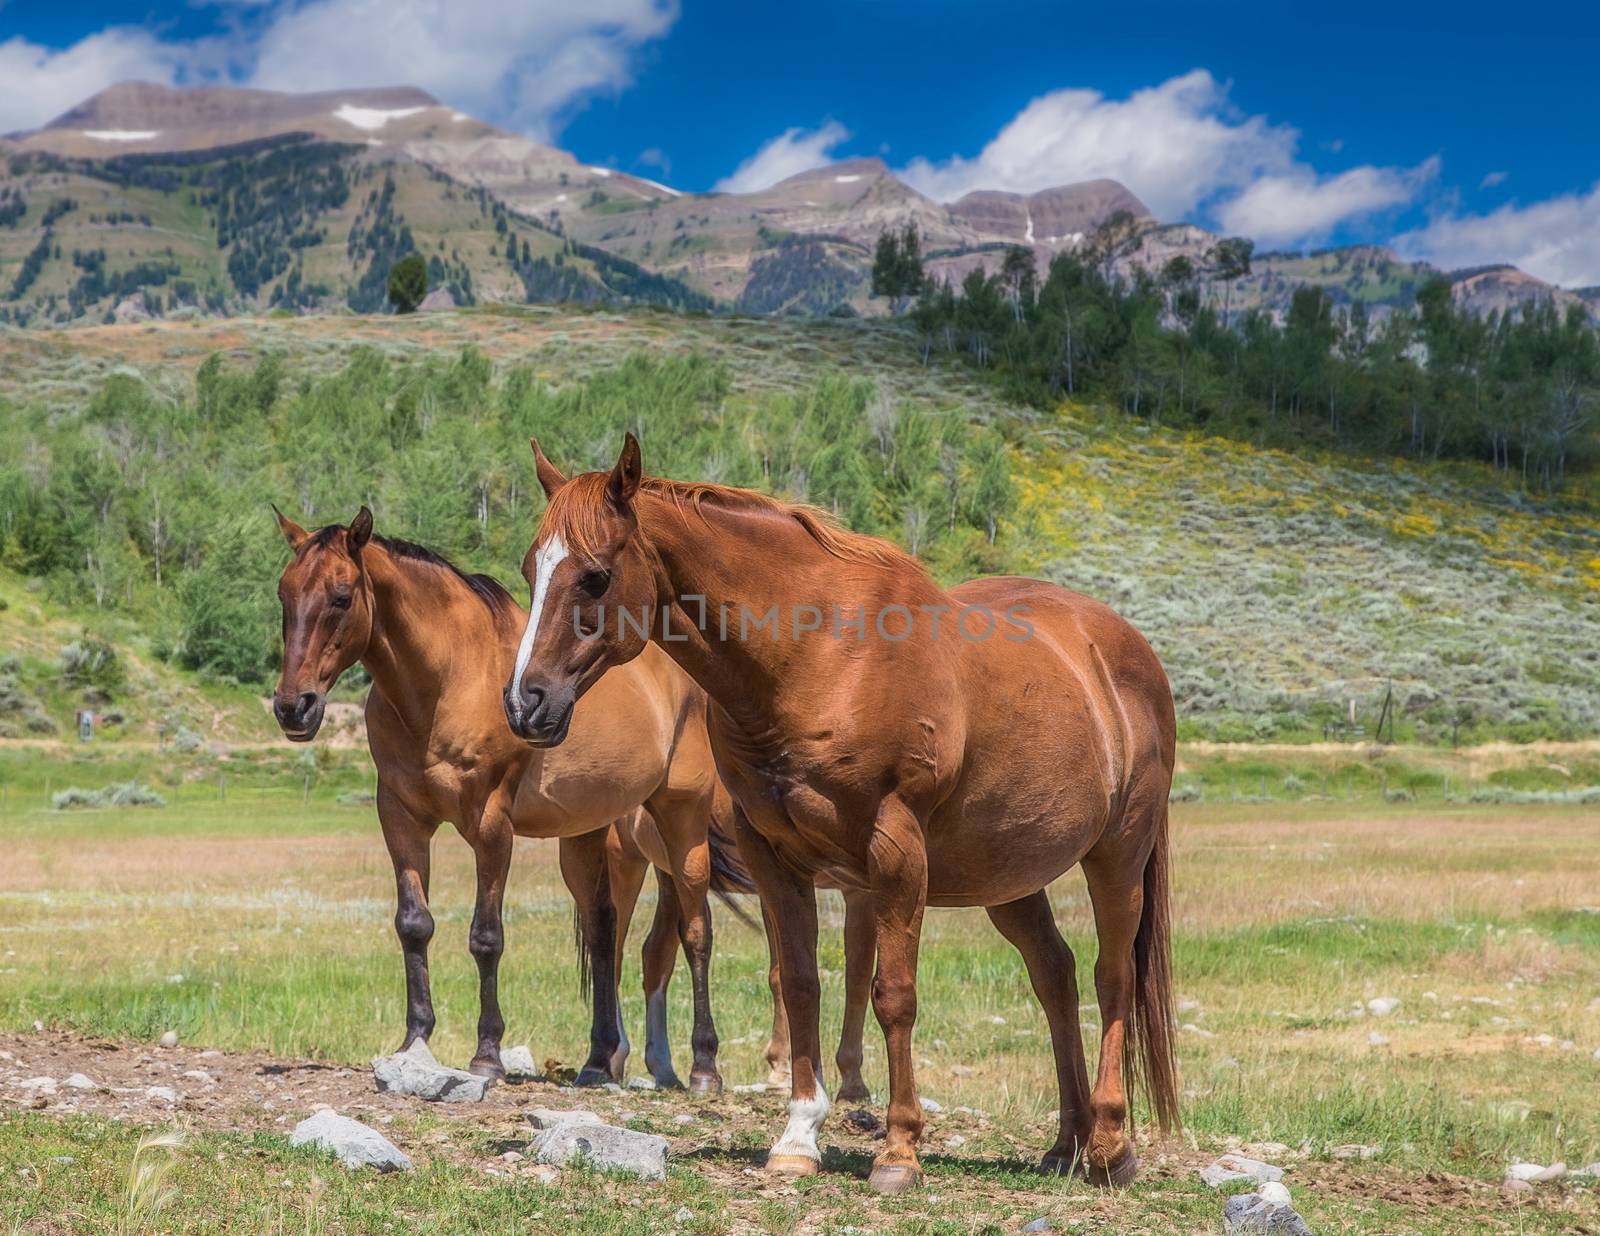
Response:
[[503, 680, 573, 748], [273, 690, 325, 742]]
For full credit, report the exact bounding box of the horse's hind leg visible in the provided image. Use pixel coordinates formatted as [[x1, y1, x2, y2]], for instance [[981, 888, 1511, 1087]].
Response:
[[834, 890, 875, 1103], [606, 824, 649, 1081], [759, 899, 791, 1089], [985, 890, 1094, 1175], [559, 830, 624, 1087], [640, 869, 686, 1089], [675, 875, 724, 1094], [1079, 842, 1151, 1188]]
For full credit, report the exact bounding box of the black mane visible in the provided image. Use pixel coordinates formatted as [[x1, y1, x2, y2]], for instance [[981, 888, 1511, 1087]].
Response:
[[307, 525, 517, 616]]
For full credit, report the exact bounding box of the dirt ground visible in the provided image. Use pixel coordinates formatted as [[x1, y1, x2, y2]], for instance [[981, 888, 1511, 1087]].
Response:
[[0, 1028, 1565, 1233]]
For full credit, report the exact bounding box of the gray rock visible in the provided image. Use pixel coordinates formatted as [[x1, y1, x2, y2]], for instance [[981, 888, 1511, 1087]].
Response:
[[527, 1107, 604, 1130], [530, 1120, 668, 1180], [158, 1031, 178, 1049], [290, 1110, 412, 1172], [919, 1096, 943, 1113], [500, 1045, 538, 1078], [1201, 1154, 1284, 1188], [62, 1073, 97, 1090], [1022, 1220, 1052, 1233], [673, 1207, 694, 1223], [1223, 1193, 1314, 1235], [372, 1039, 493, 1103]]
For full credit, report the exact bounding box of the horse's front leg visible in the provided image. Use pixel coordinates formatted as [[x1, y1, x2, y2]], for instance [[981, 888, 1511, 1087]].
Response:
[[865, 797, 929, 1195], [467, 817, 513, 1078], [378, 787, 439, 1051], [758, 897, 792, 1089], [559, 829, 624, 1087], [734, 810, 827, 1179]]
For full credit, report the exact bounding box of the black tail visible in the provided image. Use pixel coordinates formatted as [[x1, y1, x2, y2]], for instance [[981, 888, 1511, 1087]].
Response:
[[706, 789, 759, 929], [572, 904, 592, 1004]]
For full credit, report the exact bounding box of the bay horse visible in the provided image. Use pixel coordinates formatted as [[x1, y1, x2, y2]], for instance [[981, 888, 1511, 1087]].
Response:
[[272, 504, 758, 1092], [505, 435, 1179, 1194]]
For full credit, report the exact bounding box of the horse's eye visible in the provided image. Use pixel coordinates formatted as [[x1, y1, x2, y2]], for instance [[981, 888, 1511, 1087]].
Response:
[[330, 592, 353, 610], [579, 569, 611, 599]]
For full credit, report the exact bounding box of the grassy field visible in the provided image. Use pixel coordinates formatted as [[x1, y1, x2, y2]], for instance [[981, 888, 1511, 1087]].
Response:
[[1, 744, 1596, 1234]]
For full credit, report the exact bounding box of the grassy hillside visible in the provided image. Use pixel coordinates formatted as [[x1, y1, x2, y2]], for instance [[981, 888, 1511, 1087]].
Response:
[[1, 306, 1595, 744], [0, 140, 710, 323]]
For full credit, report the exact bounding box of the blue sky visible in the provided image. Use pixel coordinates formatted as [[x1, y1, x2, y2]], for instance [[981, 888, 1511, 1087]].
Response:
[[4, 0, 1598, 283]]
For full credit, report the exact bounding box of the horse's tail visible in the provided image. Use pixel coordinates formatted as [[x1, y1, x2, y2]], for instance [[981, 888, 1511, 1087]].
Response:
[[706, 786, 758, 929], [572, 904, 592, 1004], [1130, 798, 1181, 1133]]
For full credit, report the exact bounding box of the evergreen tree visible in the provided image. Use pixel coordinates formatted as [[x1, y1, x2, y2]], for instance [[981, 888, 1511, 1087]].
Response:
[[387, 253, 427, 314]]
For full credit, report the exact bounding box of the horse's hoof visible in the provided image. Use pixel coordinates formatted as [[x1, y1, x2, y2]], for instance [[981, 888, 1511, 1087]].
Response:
[[573, 1066, 612, 1088], [1084, 1146, 1139, 1188], [766, 1068, 793, 1090], [835, 1081, 871, 1104], [1038, 1151, 1081, 1178], [689, 1072, 723, 1096], [765, 1154, 820, 1178], [468, 1057, 505, 1081], [867, 1162, 922, 1195]]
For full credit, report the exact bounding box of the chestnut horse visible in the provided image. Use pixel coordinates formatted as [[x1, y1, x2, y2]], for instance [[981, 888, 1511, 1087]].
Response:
[[272, 505, 757, 1092], [506, 436, 1179, 1194]]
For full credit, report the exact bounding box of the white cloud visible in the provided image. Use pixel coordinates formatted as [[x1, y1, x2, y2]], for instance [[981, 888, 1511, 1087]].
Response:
[[0, 0, 677, 140], [898, 71, 1297, 218], [1216, 158, 1439, 246], [713, 121, 849, 194], [896, 70, 1431, 245], [1480, 170, 1509, 189], [0, 29, 217, 134], [1397, 184, 1600, 288], [248, 0, 677, 141]]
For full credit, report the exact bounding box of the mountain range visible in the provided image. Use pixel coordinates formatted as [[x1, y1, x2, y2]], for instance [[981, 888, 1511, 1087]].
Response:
[[2, 81, 1592, 325]]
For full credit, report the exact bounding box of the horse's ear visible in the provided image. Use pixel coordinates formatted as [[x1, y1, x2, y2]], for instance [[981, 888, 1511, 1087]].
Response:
[[273, 503, 309, 549], [530, 437, 568, 499], [348, 505, 374, 552], [607, 432, 642, 505]]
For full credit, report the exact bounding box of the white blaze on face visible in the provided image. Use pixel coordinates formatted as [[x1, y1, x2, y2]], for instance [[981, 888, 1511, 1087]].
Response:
[[770, 1087, 830, 1161], [511, 534, 569, 702]]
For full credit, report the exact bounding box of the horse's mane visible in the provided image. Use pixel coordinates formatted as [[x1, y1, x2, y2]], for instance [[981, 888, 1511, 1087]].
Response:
[[539, 472, 917, 572], [305, 525, 517, 616]]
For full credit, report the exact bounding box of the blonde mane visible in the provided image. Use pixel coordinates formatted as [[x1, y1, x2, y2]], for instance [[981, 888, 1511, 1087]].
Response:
[[539, 472, 920, 572]]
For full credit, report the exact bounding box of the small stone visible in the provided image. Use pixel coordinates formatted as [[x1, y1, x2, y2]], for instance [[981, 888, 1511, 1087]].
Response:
[[20, 1077, 57, 1093], [526, 1107, 604, 1130], [158, 1031, 179, 1049], [500, 1045, 538, 1078], [290, 1110, 411, 1172], [919, 1096, 943, 1113], [500, 1150, 524, 1163], [145, 1086, 178, 1103], [530, 1120, 668, 1180], [1366, 997, 1400, 1017], [1503, 1176, 1533, 1193], [989, 1015, 1007, 1025], [1181, 1023, 1216, 1038], [372, 1040, 493, 1103], [946, 1134, 967, 1148], [1022, 1220, 1052, 1233], [674, 1207, 694, 1222], [672, 1113, 695, 1126], [1367, 1031, 1390, 1047], [1330, 1144, 1381, 1161], [1222, 1193, 1314, 1235], [949, 1064, 975, 1077], [1200, 1154, 1284, 1188], [627, 1076, 656, 1090], [1506, 1161, 1566, 1183], [1258, 1182, 1292, 1208], [62, 1073, 96, 1090], [731, 1082, 767, 1093], [182, 1070, 213, 1083]]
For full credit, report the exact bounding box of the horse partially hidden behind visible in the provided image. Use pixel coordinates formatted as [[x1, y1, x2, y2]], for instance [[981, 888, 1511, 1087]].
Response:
[[505, 436, 1180, 1194], [272, 504, 759, 1091]]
